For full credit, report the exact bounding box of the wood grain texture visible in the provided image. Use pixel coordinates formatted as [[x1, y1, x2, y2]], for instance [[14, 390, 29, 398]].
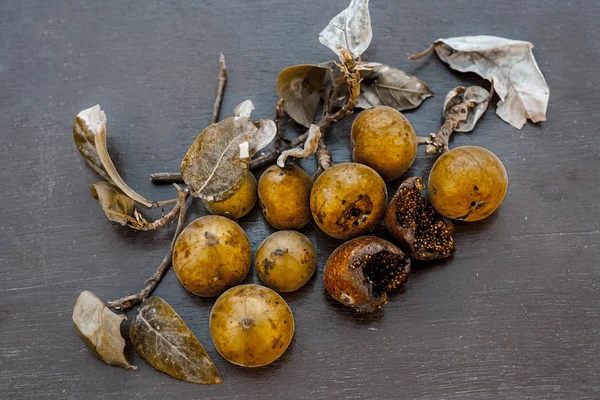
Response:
[[1, 0, 599, 398]]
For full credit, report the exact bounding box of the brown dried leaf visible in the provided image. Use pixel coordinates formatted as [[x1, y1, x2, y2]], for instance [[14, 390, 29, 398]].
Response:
[[443, 86, 491, 132], [318, 0, 372, 59], [277, 124, 321, 167], [423, 36, 549, 129], [356, 63, 433, 111], [277, 64, 329, 128], [90, 181, 135, 225], [72, 291, 135, 370], [94, 125, 153, 208], [181, 117, 251, 201], [73, 105, 111, 182], [130, 297, 222, 384]]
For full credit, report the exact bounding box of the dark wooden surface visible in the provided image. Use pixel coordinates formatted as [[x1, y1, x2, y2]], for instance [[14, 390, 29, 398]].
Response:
[[1, 0, 599, 398]]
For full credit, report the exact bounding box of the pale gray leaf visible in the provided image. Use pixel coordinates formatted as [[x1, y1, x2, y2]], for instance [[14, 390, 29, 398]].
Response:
[[129, 297, 222, 384], [318, 0, 372, 59], [432, 35, 549, 129], [356, 63, 433, 111], [250, 119, 277, 154], [277, 124, 321, 167], [72, 291, 135, 370], [233, 100, 255, 119]]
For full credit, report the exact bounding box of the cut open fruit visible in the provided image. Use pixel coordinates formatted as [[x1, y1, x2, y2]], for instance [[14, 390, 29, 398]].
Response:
[[384, 177, 455, 260], [323, 236, 410, 313]]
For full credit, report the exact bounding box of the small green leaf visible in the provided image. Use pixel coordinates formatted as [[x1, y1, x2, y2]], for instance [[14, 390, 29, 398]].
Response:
[[90, 181, 135, 225], [277, 64, 329, 128], [130, 297, 222, 384]]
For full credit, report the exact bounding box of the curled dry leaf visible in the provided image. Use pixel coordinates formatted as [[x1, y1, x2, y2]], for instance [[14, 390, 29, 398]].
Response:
[[129, 296, 222, 384], [90, 181, 135, 225], [233, 100, 255, 119], [73, 105, 111, 182], [72, 290, 135, 370], [94, 124, 153, 208], [277, 65, 329, 128], [413, 36, 549, 129], [277, 124, 321, 167], [250, 119, 277, 155], [356, 63, 433, 111], [181, 116, 276, 201], [443, 86, 491, 132], [319, 0, 372, 59]]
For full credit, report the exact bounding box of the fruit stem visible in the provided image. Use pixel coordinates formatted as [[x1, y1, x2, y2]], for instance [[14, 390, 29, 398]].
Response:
[[107, 185, 189, 311], [407, 43, 435, 60]]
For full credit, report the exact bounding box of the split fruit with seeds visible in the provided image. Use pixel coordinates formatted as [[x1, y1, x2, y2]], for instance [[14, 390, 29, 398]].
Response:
[[323, 236, 411, 313]]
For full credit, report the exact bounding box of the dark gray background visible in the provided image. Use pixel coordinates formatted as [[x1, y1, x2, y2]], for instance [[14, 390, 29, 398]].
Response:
[[1, 0, 599, 399]]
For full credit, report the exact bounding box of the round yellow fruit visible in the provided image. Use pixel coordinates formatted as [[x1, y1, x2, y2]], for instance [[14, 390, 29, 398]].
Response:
[[172, 215, 251, 297], [210, 284, 295, 367], [255, 230, 316, 292], [428, 146, 508, 221], [202, 171, 257, 219], [351, 106, 417, 181], [310, 162, 387, 239], [258, 165, 313, 230]]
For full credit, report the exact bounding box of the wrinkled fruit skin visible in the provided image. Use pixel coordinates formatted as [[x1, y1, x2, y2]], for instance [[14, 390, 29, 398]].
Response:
[[255, 231, 316, 292], [203, 171, 257, 219], [323, 236, 410, 313], [310, 163, 387, 240], [384, 177, 455, 260], [172, 215, 251, 297], [351, 106, 417, 181], [428, 146, 508, 221], [209, 284, 294, 367], [258, 165, 313, 230]]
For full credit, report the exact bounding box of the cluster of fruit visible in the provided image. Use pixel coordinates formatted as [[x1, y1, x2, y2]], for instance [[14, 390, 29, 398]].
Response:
[[173, 105, 508, 367]]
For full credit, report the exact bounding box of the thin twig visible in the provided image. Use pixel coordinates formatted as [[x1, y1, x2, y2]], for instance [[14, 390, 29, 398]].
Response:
[[210, 53, 227, 125], [150, 172, 185, 184], [108, 185, 188, 311], [407, 43, 435, 60], [128, 193, 186, 231]]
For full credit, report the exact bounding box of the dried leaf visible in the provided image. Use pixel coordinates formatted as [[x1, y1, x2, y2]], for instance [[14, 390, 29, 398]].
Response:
[[277, 124, 321, 167], [443, 86, 491, 132], [181, 116, 275, 201], [356, 63, 433, 111], [319, 0, 372, 59], [425, 35, 549, 129], [277, 64, 329, 128], [90, 181, 135, 225], [233, 100, 255, 119], [72, 291, 135, 370], [73, 105, 111, 182], [250, 119, 277, 154], [130, 297, 222, 384], [94, 125, 153, 208]]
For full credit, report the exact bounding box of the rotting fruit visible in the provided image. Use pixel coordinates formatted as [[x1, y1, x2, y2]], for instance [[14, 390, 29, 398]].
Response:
[[172, 215, 251, 297], [351, 106, 417, 181], [258, 165, 313, 230], [384, 177, 455, 260], [428, 146, 508, 221], [209, 284, 294, 367], [310, 162, 387, 240], [255, 231, 316, 292], [202, 171, 257, 219], [323, 236, 410, 313]]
